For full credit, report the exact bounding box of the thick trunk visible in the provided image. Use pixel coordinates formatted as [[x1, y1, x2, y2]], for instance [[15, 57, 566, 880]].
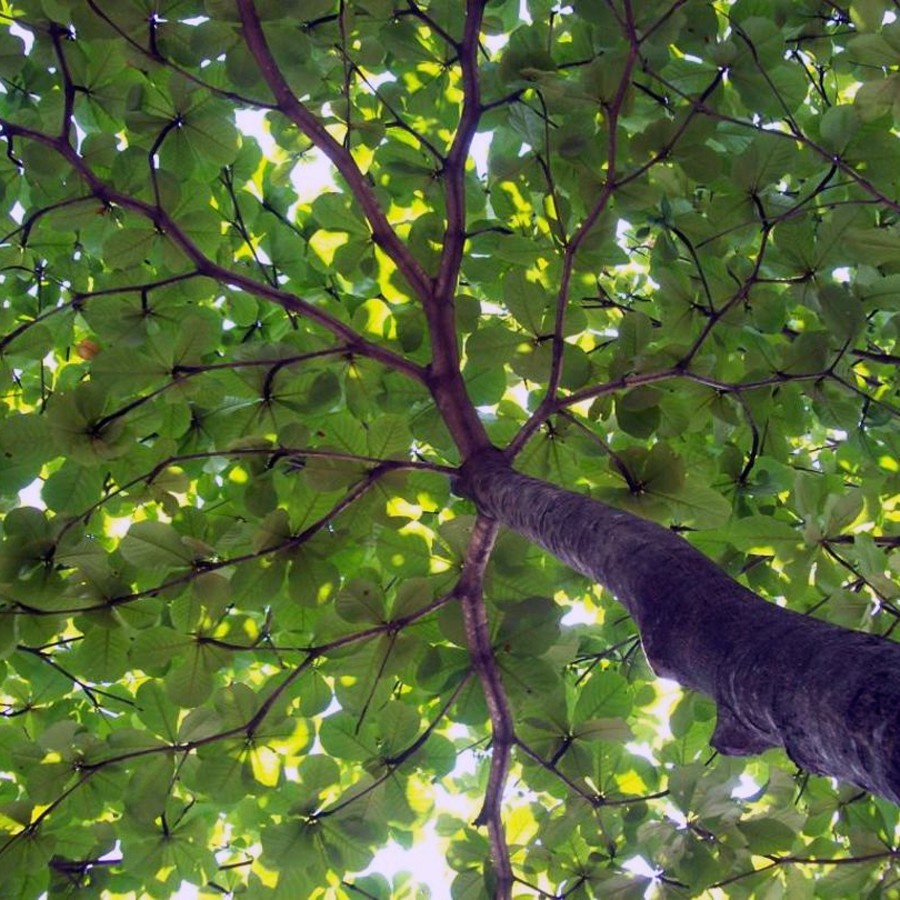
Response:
[[457, 450, 900, 805]]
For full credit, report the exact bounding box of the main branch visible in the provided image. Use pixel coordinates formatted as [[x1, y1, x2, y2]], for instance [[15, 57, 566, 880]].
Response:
[[457, 449, 900, 805]]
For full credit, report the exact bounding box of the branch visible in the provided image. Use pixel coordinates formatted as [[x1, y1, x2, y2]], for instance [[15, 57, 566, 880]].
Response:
[[508, 6, 640, 454], [433, 0, 487, 305], [688, 103, 900, 216], [89, 345, 350, 436], [320, 674, 472, 817], [0, 582, 462, 860], [9, 461, 401, 617], [516, 737, 669, 809], [712, 848, 899, 890], [414, 0, 494, 460], [233, 2, 494, 457], [0, 118, 426, 384], [456, 514, 514, 898], [508, 367, 682, 457], [235, 0, 433, 301], [84, 0, 276, 109], [57, 445, 453, 542], [333, 48, 444, 161]]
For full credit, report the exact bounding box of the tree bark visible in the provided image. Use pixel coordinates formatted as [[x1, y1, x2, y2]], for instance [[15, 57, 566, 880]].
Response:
[[457, 449, 900, 805]]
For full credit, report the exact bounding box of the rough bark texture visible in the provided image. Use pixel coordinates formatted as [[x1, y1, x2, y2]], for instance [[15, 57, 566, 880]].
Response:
[[457, 449, 900, 805]]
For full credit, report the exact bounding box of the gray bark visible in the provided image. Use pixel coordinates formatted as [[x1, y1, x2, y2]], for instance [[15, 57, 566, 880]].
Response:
[[457, 449, 900, 805]]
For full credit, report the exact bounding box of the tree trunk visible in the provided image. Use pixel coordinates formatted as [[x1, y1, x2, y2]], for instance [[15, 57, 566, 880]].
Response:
[[457, 449, 900, 804]]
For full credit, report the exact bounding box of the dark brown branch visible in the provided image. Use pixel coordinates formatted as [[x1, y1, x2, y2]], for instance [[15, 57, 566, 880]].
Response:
[[852, 348, 900, 366], [418, 0, 494, 460], [333, 48, 444, 161], [90, 346, 349, 436], [234, 2, 491, 456], [689, 104, 900, 215], [506, 11, 646, 455], [0, 583, 460, 861], [9, 462, 401, 617], [433, 0, 487, 306], [84, 0, 275, 108], [235, 0, 433, 302], [516, 737, 669, 809], [712, 848, 899, 889], [320, 675, 473, 817], [0, 118, 425, 384], [57, 445, 453, 542], [456, 514, 513, 898]]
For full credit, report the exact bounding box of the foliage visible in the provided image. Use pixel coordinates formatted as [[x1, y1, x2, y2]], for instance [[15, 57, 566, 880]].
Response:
[[0, 0, 898, 896]]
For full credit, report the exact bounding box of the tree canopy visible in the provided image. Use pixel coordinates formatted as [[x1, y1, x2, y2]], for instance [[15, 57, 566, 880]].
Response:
[[0, 0, 899, 897]]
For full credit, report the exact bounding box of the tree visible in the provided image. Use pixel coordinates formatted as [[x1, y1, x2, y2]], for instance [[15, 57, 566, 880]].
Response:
[[0, 0, 898, 896]]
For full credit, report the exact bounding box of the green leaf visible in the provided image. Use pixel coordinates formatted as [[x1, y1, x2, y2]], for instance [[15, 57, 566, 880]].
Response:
[[575, 671, 633, 721], [130, 626, 192, 673], [661, 480, 732, 529], [119, 521, 195, 569], [727, 516, 800, 556], [319, 713, 378, 762], [41, 462, 105, 515], [135, 681, 181, 742], [576, 717, 633, 744], [90, 347, 169, 392], [166, 652, 215, 708], [465, 324, 525, 365], [75, 626, 130, 681], [311, 192, 371, 235], [737, 817, 799, 854], [816, 283, 865, 339], [103, 226, 163, 269], [503, 269, 549, 335], [820, 104, 861, 153], [0, 414, 50, 494], [335, 578, 385, 624]]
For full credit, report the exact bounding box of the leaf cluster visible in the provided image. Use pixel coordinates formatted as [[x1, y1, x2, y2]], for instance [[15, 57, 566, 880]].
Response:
[[0, 0, 898, 896]]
